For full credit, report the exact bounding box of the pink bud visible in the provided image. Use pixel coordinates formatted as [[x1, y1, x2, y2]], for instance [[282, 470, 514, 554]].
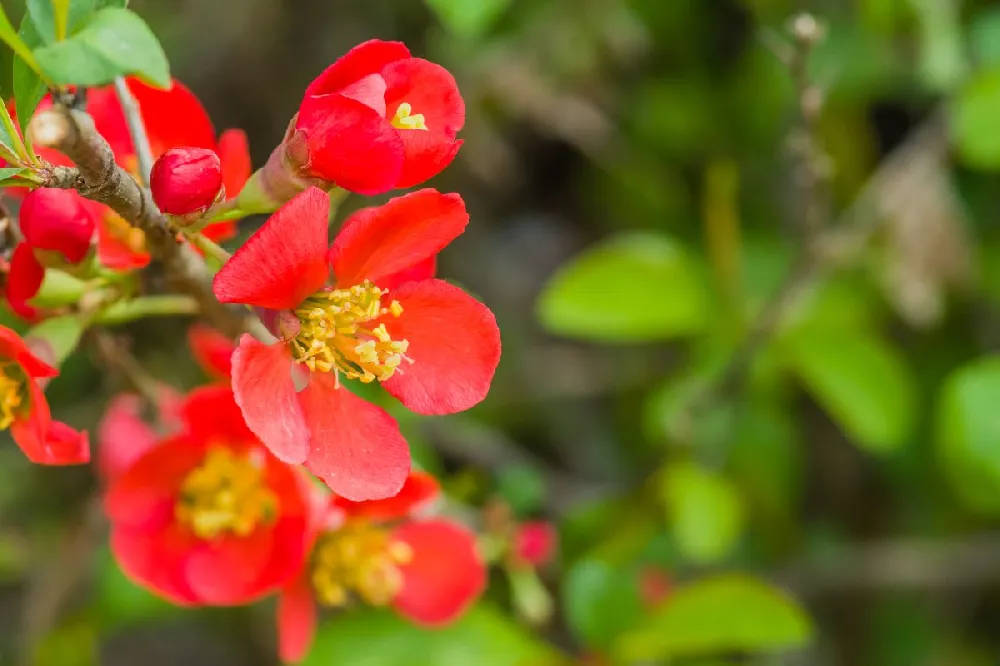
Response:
[[150, 147, 223, 216], [513, 521, 557, 567], [19, 189, 96, 264]]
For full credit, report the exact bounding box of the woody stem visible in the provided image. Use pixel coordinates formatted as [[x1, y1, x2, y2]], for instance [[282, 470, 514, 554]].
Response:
[[112, 77, 156, 186]]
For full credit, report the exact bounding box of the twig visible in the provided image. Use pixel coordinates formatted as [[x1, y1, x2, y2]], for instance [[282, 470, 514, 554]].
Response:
[[28, 103, 248, 337], [91, 329, 164, 406], [112, 77, 155, 186]]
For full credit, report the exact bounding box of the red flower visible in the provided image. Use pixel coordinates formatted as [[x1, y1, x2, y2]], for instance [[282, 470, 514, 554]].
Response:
[[106, 385, 311, 606], [277, 471, 485, 663], [213, 187, 500, 501], [263, 39, 463, 197], [187, 324, 235, 381], [512, 521, 558, 568], [150, 147, 224, 216], [97, 386, 184, 482], [0, 325, 88, 464]]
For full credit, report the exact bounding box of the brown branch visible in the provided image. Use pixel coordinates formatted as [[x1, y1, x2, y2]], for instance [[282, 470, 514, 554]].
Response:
[[112, 77, 155, 185], [28, 104, 248, 337]]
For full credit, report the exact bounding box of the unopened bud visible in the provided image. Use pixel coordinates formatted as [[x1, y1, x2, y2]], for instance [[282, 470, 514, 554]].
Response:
[[512, 521, 557, 568], [20, 189, 96, 264], [150, 147, 224, 216]]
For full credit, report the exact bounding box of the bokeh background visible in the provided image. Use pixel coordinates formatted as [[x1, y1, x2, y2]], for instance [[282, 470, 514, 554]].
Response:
[[4, 0, 1000, 664]]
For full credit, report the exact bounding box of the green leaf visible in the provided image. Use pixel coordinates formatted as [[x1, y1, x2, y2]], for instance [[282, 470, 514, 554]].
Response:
[[496, 464, 547, 515], [781, 328, 916, 454], [29, 269, 87, 308], [952, 69, 1000, 170], [424, 0, 510, 40], [969, 7, 1000, 67], [301, 605, 562, 666], [14, 16, 48, 142], [615, 574, 814, 661], [537, 232, 708, 342], [0, 4, 43, 75], [33, 8, 169, 88], [935, 356, 1000, 514], [0, 167, 28, 181], [563, 558, 642, 649], [663, 462, 743, 565], [27, 0, 98, 43], [25, 315, 82, 365]]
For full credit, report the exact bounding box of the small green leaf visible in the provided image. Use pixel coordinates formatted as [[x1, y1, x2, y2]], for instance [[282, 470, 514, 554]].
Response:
[[496, 465, 547, 515], [301, 605, 561, 666], [0, 4, 43, 76], [424, 0, 510, 40], [0, 167, 28, 181], [28, 0, 97, 43], [615, 575, 814, 661], [663, 462, 743, 565], [29, 269, 87, 308], [952, 69, 1000, 170], [935, 356, 1000, 514], [33, 8, 169, 88], [781, 328, 916, 453], [538, 232, 708, 342], [14, 16, 48, 143], [25, 315, 83, 365], [563, 558, 643, 649]]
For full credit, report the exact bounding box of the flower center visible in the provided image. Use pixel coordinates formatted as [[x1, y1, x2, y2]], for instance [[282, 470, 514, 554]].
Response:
[[0, 362, 26, 430], [391, 102, 428, 131], [311, 520, 413, 608], [103, 211, 147, 254], [175, 445, 278, 540], [291, 280, 410, 384]]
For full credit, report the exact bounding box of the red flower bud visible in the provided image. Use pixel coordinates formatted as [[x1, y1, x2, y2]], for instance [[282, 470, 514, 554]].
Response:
[[19, 189, 96, 264], [150, 147, 223, 216], [513, 521, 557, 568]]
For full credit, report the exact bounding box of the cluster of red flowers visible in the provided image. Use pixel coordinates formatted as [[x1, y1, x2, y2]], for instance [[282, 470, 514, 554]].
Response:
[[0, 38, 507, 663]]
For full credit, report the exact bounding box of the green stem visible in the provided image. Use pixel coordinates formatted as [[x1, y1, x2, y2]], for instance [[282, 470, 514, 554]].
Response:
[[187, 232, 232, 264], [93, 295, 199, 326]]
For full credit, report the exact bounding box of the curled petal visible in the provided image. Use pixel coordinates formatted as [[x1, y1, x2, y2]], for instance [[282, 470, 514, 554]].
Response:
[[392, 520, 486, 626], [329, 190, 468, 287], [214, 188, 331, 310], [231, 336, 310, 464], [11, 378, 89, 466], [295, 94, 404, 195], [187, 324, 235, 379], [381, 280, 501, 415], [0, 325, 57, 378], [299, 372, 409, 502], [305, 40, 410, 97], [333, 469, 440, 521], [6, 244, 44, 319]]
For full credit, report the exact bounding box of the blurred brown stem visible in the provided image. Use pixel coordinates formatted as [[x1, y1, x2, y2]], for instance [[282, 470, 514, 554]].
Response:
[[112, 77, 155, 186]]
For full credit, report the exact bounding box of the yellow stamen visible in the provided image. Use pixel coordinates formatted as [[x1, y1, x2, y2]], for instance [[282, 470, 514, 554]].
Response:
[[175, 446, 279, 540], [311, 520, 413, 608], [291, 281, 411, 384], [391, 102, 428, 131], [103, 211, 147, 254], [0, 362, 26, 430]]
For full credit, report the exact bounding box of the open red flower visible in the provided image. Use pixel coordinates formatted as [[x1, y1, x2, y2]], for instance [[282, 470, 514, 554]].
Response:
[[106, 385, 310, 606], [97, 385, 183, 482], [213, 187, 500, 501], [254, 39, 462, 198], [277, 471, 485, 663], [0, 326, 88, 464]]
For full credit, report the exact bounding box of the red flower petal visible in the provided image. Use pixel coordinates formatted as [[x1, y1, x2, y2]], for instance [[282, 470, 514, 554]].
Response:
[[329, 190, 468, 287], [97, 210, 151, 270], [184, 528, 275, 605], [0, 325, 57, 379], [379, 255, 437, 291], [382, 59, 465, 189], [299, 372, 410, 502], [6, 244, 44, 319], [182, 385, 255, 444], [392, 519, 485, 626], [214, 188, 331, 310], [230, 336, 310, 464], [218, 128, 252, 200], [10, 378, 88, 465], [278, 573, 317, 664], [105, 436, 204, 530], [19, 189, 96, 263], [333, 470, 440, 521], [381, 279, 500, 414], [305, 40, 410, 98], [295, 94, 404, 195], [97, 393, 159, 481], [111, 525, 199, 606], [188, 324, 235, 379]]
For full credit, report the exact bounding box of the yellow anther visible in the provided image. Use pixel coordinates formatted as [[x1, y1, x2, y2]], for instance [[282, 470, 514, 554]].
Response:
[[175, 446, 278, 540], [292, 281, 411, 383], [103, 212, 147, 254], [0, 362, 25, 430], [391, 102, 428, 131], [311, 521, 411, 608]]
